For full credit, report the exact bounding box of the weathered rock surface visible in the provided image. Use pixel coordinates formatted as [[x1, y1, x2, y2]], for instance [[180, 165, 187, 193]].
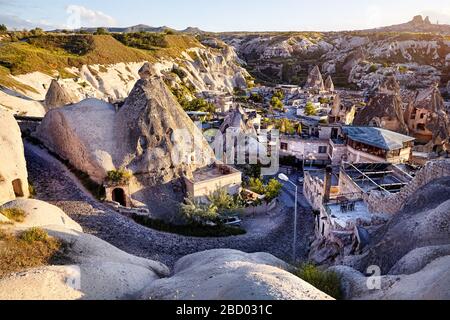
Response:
[[0, 227, 169, 300], [114, 63, 215, 185], [0, 199, 170, 300], [140, 249, 333, 300], [44, 79, 78, 111], [331, 255, 450, 300], [405, 85, 450, 149], [324, 75, 334, 92], [0, 109, 29, 204], [222, 24, 449, 89], [0, 199, 82, 232], [35, 98, 117, 183], [0, 39, 248, 116], [304, 65, 325, 91], [353, 77, 409, 134], [36, 65, 215, 185], [388, 245, 450, 276]]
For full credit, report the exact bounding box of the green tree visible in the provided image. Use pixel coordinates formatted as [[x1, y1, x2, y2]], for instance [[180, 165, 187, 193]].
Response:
[[304, 102, 318, 116], [273, 90, 285, 100], [185, 98, 215, 114], [248, 178, 266, 195], [30, 28, 44, 36], [270, 96, 284, 111], [95, 27, 109, 35], [207, 188, 243, 216], [264, 179, 283, 202], [249, 93, 263, 104], [248, 178, 282, 203], [180, 198, 218, 224], [233, 87, 246, 97], [0, 24, 7, 32]]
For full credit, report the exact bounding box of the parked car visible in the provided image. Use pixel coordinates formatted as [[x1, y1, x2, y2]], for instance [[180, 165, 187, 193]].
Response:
[[221, 216, 242, 226]]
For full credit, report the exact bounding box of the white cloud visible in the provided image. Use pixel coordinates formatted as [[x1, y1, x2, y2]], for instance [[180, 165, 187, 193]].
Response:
[[65, 5, 117, 29], [0, 13, 60, 30]]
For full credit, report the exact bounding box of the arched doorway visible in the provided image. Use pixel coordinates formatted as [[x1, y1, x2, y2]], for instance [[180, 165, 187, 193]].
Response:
[[12, 179, 24, 197], [112, 188, 126, 207]]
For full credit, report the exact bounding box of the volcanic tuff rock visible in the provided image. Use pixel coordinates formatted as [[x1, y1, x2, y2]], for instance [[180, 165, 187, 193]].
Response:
[[405, 85, 450, 149], [304, 65, 325, 91], [324, 75, 335, 92], [0, 39, 249, 116], [140, 249, 333, 300], [0, 110, 29, 204], [114, 63, 215, 185], [0, 199, 170, 300], [35, 63, 215, 185], [44, 79, 78, 111], [221, 21, 450, 88], [353, 77, 409, 134]]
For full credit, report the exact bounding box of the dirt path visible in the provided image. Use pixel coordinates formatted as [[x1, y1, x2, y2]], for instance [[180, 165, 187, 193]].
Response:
[[25, 142, 314, 268]]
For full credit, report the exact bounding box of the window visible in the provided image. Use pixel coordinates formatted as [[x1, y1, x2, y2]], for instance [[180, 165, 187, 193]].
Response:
[[318, 146, 328, 154], [281, 142, 288, 151], [417, 124, 426, 131]]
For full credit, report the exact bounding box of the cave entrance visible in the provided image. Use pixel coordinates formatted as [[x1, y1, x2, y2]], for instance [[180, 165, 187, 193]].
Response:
[[112, 188, 127, 207], [12, 179, 24, 197]]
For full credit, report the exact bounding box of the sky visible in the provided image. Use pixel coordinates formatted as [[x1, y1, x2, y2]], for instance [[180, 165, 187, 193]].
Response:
[[1, 0, 450, 32]]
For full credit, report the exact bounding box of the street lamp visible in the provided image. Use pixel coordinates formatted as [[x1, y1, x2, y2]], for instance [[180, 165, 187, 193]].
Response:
[[278, 173, 298, 263]]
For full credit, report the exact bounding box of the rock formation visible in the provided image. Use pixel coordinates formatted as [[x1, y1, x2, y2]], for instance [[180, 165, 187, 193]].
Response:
[[0, 199, 170, 300], [0, 110, 29, 204], [324, 75, 335, 92], [353, 77, 409, 134], [215, 106, 264, 163], [331, 256, 450, 300], [405, 85, 450, 150], [140, 249, 333, 300], [44, 79, 77, 111], [36, 63, 215, 187], [114, 63, 215, 186], [304, 65, 325, 92]]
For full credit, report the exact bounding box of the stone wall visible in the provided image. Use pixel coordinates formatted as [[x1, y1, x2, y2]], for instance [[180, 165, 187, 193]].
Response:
[[364, 160, 450, 214]]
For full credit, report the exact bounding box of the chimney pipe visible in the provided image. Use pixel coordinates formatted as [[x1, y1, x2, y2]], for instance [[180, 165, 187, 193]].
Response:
[[323, 166, 333, 204]]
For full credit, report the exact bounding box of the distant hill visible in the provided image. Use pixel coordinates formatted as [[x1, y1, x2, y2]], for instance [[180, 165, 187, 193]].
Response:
[[363, 15, 450, 35], [54, 25, 206, 34]]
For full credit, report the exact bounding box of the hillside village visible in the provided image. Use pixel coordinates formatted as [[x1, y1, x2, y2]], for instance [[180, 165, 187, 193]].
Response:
[[0, 15, 450, 301]]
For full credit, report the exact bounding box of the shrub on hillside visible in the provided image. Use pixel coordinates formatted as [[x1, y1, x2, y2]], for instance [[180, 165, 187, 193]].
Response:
[[295, 263, 342, 299]]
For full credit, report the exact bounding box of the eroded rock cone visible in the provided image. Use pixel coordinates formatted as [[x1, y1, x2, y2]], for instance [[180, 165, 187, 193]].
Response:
[[324, 75, 335, 92], [36, 62, 216, 186], [114, 63, 215, 185], [354, 76, 409, 134], [44, 79, 76, 111], [304, 65, 325, 92]]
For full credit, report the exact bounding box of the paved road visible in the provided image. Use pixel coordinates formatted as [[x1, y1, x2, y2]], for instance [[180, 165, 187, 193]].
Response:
[[25, 142, 314, 268]]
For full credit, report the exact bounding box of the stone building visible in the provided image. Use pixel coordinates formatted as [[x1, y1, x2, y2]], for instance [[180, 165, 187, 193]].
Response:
[[403, 85, 450, 148], [341, 126, 415, 164], [184, 163, 242, 203]]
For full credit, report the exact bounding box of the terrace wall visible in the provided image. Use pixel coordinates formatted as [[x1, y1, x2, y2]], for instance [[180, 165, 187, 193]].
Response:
[[364, 160, 450, 214]]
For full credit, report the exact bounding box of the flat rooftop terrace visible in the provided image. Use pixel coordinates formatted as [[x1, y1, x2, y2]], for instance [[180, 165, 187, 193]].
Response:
[[326, 200, 372, 229], [343, 163, 413, 194], [191, 164, 240, 183]]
